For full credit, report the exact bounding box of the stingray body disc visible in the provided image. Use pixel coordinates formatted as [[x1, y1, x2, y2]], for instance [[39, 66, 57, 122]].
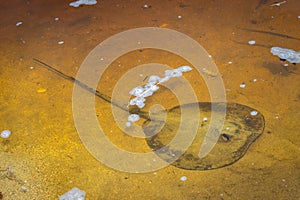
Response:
[[143, 102, 265, 170]]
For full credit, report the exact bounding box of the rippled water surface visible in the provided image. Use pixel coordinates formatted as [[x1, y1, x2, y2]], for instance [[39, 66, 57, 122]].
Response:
[[0, 0, 299, 199]]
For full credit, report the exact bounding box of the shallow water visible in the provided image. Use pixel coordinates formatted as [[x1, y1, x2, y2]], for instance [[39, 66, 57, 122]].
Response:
[[0, 0, 299, 199]]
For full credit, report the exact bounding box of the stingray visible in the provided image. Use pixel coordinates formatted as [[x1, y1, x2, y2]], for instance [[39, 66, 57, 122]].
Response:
[[33, 58, 265, 170], [143, 102, 264, 170]]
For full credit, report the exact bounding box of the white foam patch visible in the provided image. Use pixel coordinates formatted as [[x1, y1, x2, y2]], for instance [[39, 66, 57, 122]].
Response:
[[69, 0, 97, 8]]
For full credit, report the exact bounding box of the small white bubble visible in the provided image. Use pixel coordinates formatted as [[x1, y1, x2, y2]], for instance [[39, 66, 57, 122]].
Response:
[[128, 114, 140, 122], [16, 21, 23, 26], [253, 78, 257, 82], [180, 176, 187, 181], [250, 111, 258, 116], [177, 15, 182, 19], [54, 17, 59, 21], [240, 83, 246, 88], [203, 117, 208, 122], [58, 41, 64, 45], [228, 61, 233, 64], [248, 40, 256, 45], [1, 130, 11, 138], [125, 122, 131, 127], [21, 185, 27, 192]]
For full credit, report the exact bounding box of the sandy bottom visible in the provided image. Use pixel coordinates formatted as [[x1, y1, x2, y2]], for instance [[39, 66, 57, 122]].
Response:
[[0, 0, 299, 199]]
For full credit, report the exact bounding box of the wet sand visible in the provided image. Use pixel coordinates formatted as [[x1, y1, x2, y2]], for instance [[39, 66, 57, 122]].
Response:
[[0, 0, 299, 199]]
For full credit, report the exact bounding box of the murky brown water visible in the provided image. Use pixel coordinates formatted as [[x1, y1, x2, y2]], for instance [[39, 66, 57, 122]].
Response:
[[1, 0, 299, 199]]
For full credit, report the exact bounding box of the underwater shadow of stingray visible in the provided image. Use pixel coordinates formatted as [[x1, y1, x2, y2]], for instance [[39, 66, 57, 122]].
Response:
[[262, 61, 296, 76], [143, 102, 265, 170]]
